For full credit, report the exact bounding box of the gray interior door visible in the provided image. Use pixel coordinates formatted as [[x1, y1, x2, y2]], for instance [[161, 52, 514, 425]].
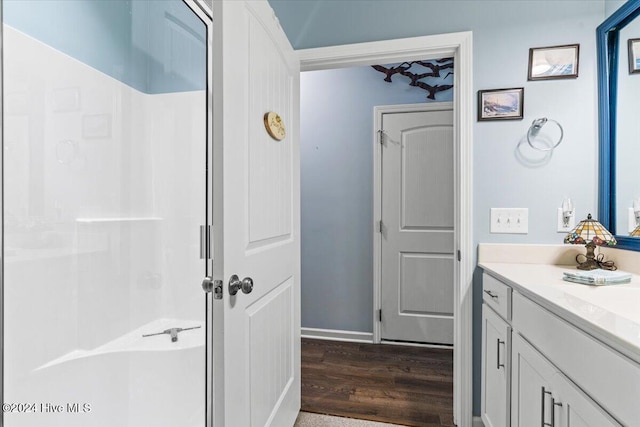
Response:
[[380, 105, 454, 345]]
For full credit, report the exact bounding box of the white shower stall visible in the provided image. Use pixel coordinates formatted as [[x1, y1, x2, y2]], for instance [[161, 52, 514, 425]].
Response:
[[1, 0, 212, 425]]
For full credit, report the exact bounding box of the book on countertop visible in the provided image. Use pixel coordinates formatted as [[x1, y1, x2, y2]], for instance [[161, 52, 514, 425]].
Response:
[[562, 269, 632, 286]]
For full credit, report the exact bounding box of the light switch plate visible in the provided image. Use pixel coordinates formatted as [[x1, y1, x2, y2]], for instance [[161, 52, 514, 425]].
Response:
[[490, 208, 528, 234], [557, 208, 576, 233]]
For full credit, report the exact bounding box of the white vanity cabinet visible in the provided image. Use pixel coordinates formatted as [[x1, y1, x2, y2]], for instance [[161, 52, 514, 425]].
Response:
[[481, 270, 635, 427]]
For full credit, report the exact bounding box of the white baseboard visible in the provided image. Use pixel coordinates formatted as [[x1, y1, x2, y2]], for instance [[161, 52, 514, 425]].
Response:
[[473, 416, 484, 427], [381, 339, 453, 349], [301, 327, 374, 343]]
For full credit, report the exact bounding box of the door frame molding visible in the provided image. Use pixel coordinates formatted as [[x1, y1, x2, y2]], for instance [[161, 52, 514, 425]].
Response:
[[373, 101, 454, 344], [182, 1, 214, 426], [298, 31, 474, 427]]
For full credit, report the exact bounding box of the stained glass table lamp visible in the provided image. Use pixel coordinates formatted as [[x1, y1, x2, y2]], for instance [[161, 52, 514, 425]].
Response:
[[564, 214, 616, 270]]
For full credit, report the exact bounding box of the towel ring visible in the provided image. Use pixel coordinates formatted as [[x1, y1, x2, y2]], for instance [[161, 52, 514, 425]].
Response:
[[526, 118, 563, 152]]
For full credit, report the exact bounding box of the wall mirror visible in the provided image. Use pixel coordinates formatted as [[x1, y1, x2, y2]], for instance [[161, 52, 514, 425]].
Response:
[[598, 0, 640, 250]]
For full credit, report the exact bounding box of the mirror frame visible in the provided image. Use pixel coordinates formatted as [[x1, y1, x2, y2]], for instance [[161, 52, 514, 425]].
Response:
[[598, 0, 640, 251]]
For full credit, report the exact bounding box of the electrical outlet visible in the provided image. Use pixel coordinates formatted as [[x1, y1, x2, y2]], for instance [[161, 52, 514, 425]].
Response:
[[557, 207, 575, 233], [490, 208, 528, 234]]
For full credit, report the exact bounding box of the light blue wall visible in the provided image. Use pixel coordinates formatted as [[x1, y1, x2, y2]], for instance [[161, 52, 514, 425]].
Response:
[[606, 0, 627, 17], [301, 65, 453, 333], [270, 0, 607, 416], [3, 0, 205, 94]]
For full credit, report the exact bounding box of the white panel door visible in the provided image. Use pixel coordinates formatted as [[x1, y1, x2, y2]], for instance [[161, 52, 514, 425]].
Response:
[[212, 1, 300, 427], [380, 105, 454, 344]]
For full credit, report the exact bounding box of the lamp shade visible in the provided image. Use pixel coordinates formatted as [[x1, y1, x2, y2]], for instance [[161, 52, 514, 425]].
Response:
[[564, 214, 616, 246]]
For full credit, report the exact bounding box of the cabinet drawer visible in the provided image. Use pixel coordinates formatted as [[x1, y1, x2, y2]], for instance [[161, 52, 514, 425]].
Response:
[[512, 292, 639, 426], [482, 273, 512, 321]]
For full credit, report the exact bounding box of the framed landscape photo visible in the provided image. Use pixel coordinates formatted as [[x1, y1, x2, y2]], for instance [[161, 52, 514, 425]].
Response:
[[528, 44, 580, 80], [629, 38, 640, 74], [477, 88, 524, 121]]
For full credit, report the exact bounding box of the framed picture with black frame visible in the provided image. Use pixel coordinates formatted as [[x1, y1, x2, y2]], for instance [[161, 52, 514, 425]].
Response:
[[629, 38, 640, 74], [528, 44, 580, 80], [477, 87, 524, 121]]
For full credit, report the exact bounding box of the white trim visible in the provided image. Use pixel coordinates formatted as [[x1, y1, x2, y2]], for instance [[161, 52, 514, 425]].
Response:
[[473, 416, 485, 427], [298, 33, 468, 71], [181, 2, 214, 426], [190, 0, 212, 18], [455, 31, 474, 427], [301, 327, 374, 343], [298, 30, 474, 427], [373, 101, 454, 346]]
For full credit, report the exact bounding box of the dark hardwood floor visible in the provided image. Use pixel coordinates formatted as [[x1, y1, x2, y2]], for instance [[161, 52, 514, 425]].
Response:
[[301, 338, 454, 427]]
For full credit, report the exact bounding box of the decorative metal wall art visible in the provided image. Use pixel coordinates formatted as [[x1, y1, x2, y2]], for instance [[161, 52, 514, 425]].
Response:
[[371, 58, 454, 100]]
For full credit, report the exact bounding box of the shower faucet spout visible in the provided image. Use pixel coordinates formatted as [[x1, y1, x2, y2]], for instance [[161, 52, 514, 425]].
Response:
[[142, 325, 201, 343]]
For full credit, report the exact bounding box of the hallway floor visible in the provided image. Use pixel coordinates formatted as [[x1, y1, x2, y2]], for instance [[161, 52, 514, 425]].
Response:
[[295, 411, 403, 426], [301, 338, 454, 427]]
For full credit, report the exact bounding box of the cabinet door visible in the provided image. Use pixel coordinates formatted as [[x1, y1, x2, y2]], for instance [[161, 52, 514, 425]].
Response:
[[511, 333, 558, 427], [481, 305, 510, 427], [552, 372, 622, 427]]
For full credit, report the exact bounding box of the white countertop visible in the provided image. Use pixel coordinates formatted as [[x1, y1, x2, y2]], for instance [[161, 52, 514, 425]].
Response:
[[479, 262, 640, 364]]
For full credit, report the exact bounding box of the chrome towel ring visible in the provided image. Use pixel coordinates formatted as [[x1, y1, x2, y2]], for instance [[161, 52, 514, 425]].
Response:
[[526, 118, 563, 151]]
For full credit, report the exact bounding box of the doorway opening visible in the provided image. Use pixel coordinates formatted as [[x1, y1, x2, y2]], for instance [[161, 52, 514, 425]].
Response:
[[298, 32, 473, 427]]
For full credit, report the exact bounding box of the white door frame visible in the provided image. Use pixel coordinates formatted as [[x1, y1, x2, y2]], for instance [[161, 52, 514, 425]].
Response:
[[180, 1, 216, 425], [180, 3, 215, 426], [298, 32, 473, 427], [373, 101, 454, 345]]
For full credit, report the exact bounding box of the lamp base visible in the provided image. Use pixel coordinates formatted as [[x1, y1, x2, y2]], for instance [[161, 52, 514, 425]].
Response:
[[576, 258, 600, 270], [576, 241, 599, 270]]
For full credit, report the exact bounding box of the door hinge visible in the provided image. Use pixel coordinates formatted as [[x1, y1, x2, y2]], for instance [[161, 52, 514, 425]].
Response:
[[377, 220, 383, 233], [200, 225, 212, 259], [378, 309, 382, 322], [457, 250, 461, 261], [378, 130, 385, 145]]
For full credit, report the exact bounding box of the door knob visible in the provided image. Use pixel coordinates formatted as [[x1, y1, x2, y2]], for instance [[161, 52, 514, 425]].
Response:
[[229, 274, 253, 295]]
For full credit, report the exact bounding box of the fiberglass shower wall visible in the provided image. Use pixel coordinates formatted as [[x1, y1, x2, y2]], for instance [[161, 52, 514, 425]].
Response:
[[2, 1, 208, 426]]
